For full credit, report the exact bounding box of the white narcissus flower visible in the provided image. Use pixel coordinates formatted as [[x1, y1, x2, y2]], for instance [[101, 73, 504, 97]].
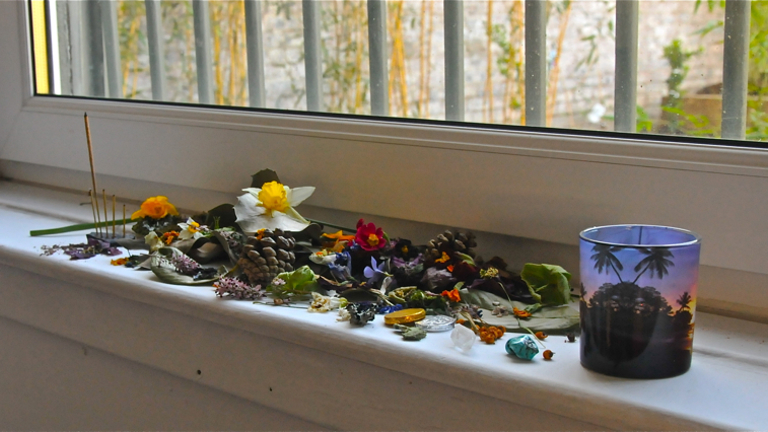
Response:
[[308, 292, 342, 313], [178, 217, 204, 240], [234, 180, 316, 234], [144, 232, 164, 252]]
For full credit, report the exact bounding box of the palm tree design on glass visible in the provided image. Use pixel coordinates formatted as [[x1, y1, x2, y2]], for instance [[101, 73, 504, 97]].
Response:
[[590, 244, 624, 282], [676, 291, 692, 312], [633, 247, 675, 283]]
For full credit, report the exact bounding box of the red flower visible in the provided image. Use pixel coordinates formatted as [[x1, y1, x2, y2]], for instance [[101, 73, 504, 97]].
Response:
[[355, 219, 386, 251]]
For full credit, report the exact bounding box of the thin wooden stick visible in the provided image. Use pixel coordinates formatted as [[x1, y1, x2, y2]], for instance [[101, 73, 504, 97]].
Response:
[[84, 113, 101, 233], [123, 204, 126, 238], [102, 189, 108, 238], [88, 189, 99, 235], [112, 195, 116, 238]]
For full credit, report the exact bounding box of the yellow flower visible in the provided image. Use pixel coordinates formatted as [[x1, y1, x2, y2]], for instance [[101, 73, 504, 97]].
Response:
[[132, 196, 179, 220], [234, 181, 316, 234], [178, 217, 204, 240], [435, 251, 451, 264], [257, 181, 290, 215]]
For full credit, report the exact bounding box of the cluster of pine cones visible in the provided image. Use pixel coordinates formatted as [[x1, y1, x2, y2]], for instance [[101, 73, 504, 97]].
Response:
[[424, 229, 478, 266], [237, 229, 297, 285]]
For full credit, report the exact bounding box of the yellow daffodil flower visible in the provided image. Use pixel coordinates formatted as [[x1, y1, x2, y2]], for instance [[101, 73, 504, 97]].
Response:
[[234, 181, 315, 233]]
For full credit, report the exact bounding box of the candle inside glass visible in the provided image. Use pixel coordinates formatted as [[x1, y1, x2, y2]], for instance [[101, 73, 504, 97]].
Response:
[[579, 225, 701, 379]]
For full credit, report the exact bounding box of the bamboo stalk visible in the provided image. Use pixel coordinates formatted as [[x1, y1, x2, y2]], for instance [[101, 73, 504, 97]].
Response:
[[424, 0, 434, 118], [546, 1, 572, 127], [418, 0, 427, 117], [486, 0, 494, 123]]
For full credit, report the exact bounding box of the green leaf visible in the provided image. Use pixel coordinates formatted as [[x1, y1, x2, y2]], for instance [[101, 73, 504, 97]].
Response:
[[520, 263, 572, 306], [203, 204, 237, 229], [150, 247, 222, 285], [460, 289, 579, 333], [250, 169, 281, 188]]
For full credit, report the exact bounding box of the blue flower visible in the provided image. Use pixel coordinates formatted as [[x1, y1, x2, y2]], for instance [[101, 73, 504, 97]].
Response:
[[364, 256, 388, 284], [328, 250, 353, 281]]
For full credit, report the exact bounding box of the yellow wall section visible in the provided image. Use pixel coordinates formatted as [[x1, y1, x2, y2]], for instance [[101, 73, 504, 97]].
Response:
[[31, 0, 48, 94]]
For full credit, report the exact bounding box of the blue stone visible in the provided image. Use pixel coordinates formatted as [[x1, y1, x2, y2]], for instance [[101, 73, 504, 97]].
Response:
[[505, 335, 539, 360]]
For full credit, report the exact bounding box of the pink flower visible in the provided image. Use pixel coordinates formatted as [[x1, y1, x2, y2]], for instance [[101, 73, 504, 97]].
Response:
[[355, 219, 386, 251]]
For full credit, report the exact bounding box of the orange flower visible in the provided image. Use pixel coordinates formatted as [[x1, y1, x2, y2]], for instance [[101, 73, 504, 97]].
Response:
[[535, 331, 548, 340], [435, 251, 451, 264], [110, 257, 129, 266], [441, 288, 461, 303], [321, 230, 356, 252], [479, 325, 506, 344], [513, 307, 532, 319], [255, 228, 267, 240], [132, 196, 179, 220], [161, 231, 179, 245], [543, 350, 554, 360], [446, 264, 455, 272]]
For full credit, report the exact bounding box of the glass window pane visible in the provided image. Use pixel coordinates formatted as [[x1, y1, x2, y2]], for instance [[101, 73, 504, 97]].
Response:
[[36, 0, 767, 144]]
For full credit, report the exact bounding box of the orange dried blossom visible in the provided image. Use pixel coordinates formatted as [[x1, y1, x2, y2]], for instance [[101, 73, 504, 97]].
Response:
[[543, 350, 554, 360], [131, 196, 179, 220], [535, 331, 548, 340], [110, 257, 129, 266], [441, 289, 461, 303], [161, 231, 179, 245], [478, 325, 506, 344], [513, 307, 532, 319], [435, 251, 451, 263]]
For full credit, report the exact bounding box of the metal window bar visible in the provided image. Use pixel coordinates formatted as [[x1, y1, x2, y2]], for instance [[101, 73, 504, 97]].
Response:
[[192, 0, 214, 104], [367, 0, 388, 116], [444, 0, 464, 121], [145, 0, 166, 101], [82, 0, 105, 97], [302, 0, 323, 112], [722, 0, 751, 140], [100, 0, 121, 98], [614, 0, 638, 133], [524, 0, 546, 127], [245, 0, 266, 108]]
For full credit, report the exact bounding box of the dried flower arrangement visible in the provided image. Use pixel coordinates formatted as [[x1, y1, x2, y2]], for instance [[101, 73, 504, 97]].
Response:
[[35, 168, 579, 362]]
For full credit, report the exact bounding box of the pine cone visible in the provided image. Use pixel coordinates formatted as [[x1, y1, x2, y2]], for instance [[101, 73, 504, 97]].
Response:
[[237, 229, 296, 285], [424, 229, 478, 267]]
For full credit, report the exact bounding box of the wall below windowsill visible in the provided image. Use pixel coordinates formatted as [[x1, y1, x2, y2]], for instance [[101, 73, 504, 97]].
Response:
[[1, 181, 768, 430]]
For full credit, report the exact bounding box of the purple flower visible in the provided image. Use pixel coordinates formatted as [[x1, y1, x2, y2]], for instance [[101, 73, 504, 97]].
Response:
[[363, 256, 388, 284]]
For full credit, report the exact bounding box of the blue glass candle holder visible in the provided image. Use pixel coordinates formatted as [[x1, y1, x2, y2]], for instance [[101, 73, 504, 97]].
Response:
[[579, 225, 701, 379]]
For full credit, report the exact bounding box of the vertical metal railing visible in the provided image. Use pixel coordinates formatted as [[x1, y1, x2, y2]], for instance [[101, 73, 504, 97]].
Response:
[[192, 0, 214, 104], [444, 0, 464, 121], [82, 0, 105, 97], [367, 0, 389, 116], [614, 0, 638, 133], [722, 0, 751, 140], [302, 0, 323, 111], [245, 0, 266, 108], [100, 0, 122, 98], [145, 0, 166, 101], [524, 0, 546, 127]]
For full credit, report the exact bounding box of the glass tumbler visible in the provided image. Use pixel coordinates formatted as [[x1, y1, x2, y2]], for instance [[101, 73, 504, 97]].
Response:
[[579, 225, 701, 379]]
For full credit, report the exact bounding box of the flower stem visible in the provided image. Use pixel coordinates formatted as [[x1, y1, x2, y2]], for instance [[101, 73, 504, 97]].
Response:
[[30, 218, 140, 237], [306, 218, 356, 233]]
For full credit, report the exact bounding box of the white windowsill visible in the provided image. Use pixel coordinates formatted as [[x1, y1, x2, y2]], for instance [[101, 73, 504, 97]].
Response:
[[1, 181, 767, 430]]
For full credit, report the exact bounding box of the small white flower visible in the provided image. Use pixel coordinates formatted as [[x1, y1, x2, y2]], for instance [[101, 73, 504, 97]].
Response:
[[308, 292, 342, 313], [144, 232, 164, 252], [178, 217, 205, 240]]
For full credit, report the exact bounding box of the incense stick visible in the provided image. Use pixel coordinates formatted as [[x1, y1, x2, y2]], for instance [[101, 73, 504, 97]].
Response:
[[112, 195, 116, 238], [88, 189, 99, 235], [84, 113, 102, 233], [102, 189, 108, 238], [123, 204, 126, 238]]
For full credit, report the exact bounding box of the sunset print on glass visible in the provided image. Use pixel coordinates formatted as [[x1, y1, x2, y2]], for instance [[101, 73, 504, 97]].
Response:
[[579, 225, 701, 379]]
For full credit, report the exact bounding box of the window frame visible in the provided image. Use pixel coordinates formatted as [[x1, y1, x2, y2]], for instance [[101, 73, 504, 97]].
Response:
[[3, 0, 768, 280]]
